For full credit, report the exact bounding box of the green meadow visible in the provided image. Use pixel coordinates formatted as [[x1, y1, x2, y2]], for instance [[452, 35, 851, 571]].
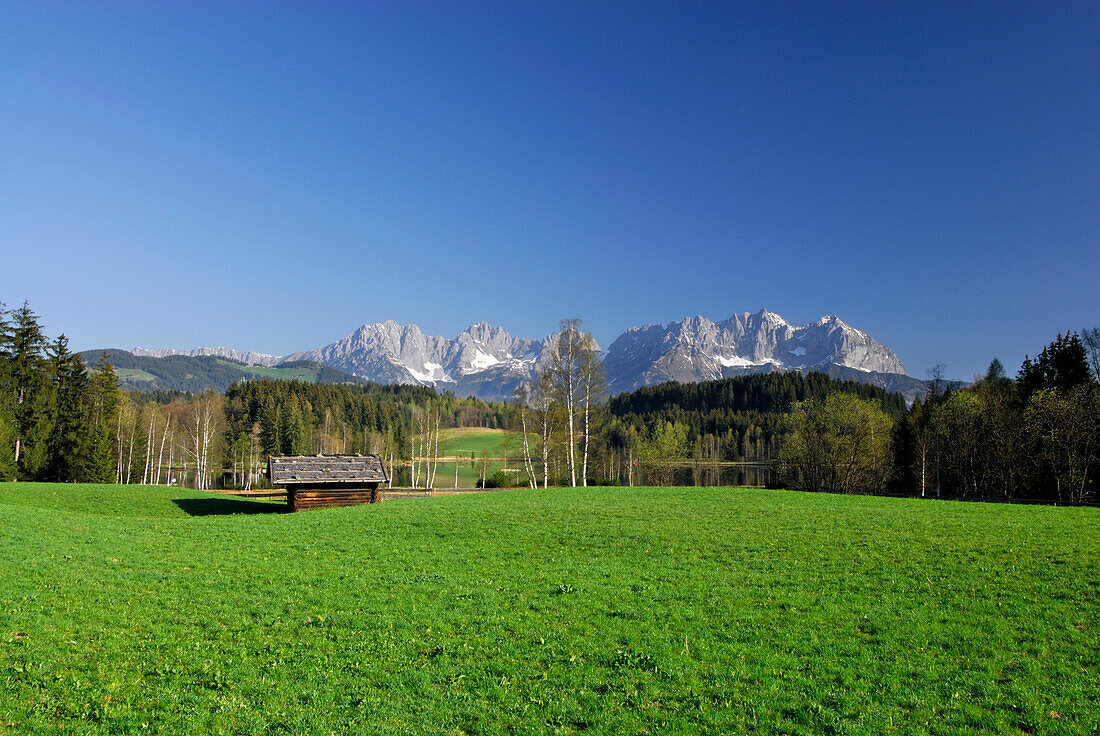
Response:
[[212, 360, 321, 383], [437, 427, 526, 458], [1, 483, 1097, 735], [113, 369, 158, 383], [417, 427, 527, 487]]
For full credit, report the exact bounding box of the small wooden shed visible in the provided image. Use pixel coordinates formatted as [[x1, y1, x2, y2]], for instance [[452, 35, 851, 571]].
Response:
[[268, 454, 388, 512]]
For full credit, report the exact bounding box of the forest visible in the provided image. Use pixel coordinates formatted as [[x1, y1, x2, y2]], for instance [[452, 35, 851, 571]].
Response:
[[2, 300, 1098, 503]]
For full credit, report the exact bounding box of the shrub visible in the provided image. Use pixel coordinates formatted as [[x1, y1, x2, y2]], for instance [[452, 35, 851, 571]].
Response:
[[477, 470, 513, 489]]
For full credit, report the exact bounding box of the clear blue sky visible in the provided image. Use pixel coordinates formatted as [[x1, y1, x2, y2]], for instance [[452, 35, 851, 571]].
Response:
[[2, 2, 1097, 380]]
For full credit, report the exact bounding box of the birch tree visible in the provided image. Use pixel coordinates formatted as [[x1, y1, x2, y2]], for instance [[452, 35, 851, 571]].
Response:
[[514, 383, 537, 489], [543, 319, 583, 486], [532, 372, 556, 488], [578, 332, 606, 486], [182, 391, 223, 491]]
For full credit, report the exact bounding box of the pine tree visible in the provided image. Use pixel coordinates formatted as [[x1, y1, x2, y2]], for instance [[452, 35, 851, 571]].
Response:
[[1017, 333, 1092, 401], [8, 302, 51, 478], [0, 302, 16, 479], [258, 395, 281, 456], [45, 335, 90, 481]]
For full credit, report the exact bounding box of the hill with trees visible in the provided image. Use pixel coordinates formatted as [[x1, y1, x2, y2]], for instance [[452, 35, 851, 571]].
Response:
[[76, 349, 369, 392]]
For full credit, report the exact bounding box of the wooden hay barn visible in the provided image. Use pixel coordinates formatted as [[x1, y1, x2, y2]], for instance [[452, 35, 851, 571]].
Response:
[[268, 454, 388, 512]]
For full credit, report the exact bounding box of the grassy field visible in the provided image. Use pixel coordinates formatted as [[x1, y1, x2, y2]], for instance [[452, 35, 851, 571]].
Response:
[[402, 460, 521, 489], [437, 427, 526, 458], [1, 483, 1097, 735], [213, 360, 321, 383], [113, 368, 157, 383], [418, 428, 527, 487]]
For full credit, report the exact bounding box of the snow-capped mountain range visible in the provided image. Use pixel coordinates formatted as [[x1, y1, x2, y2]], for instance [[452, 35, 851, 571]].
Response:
[[131, 309, 925, 401], [131, 346, 284, 366], [603, 310, 907, 393]]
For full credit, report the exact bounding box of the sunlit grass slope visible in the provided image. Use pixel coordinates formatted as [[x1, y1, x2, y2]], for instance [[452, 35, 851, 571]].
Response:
[[437, 427, 524, 457], [1, 482, 1097, 735]]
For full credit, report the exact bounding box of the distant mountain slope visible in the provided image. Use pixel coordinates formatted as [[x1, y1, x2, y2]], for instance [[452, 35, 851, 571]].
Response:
[[115, 308, 927, 401], [78, 350, 367, 393]]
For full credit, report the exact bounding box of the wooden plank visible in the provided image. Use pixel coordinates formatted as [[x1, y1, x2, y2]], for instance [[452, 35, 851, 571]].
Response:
[[286, 485, 385, 511]]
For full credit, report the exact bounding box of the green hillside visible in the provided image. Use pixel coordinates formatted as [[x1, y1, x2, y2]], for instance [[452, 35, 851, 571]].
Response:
[[437, 427, 526, 457], [2, 482, 1096, 734], [77, 350, 367, 392], [213, 359, 320, 382]]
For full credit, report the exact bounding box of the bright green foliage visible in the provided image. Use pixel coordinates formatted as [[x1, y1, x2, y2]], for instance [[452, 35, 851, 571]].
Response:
[[608, 371, 906, 465], [1, 483, 1097, 734], [637, 420, 689, 485], [781, 394, 893, 494], [1025, 385, 1100, 503], [0, 303, 15, 479]]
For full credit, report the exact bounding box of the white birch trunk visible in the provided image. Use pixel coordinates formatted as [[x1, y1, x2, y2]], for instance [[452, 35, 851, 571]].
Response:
[[156, 415, 169, 485], [167, 431, 175, 486], [193, 412, 202, 490], [542, 417, 551, 489], [520, 405, 535, 489], [581, 390, 590, 488], [125, 417, 136, 485], [116, 408, 125, 484], [142, 413, 154, 485]]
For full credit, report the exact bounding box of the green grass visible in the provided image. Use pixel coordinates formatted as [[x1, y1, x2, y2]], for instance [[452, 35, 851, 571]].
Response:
[[214, 360, 320, 383], [114, 368, 157, 382], [437, 427, 526, 458], [1, 483, 1097, 735], [407, 460, 522, 489]]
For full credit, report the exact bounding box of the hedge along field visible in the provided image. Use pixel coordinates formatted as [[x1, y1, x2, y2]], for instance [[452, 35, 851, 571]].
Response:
[[0, 483, 1097, 735]]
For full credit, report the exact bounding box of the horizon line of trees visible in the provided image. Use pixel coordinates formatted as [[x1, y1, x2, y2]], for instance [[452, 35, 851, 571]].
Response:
[[4, 299, 1098, 503]]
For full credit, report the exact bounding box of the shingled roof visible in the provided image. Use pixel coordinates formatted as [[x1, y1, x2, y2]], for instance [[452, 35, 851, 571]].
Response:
[[268, 454, 388, 485]]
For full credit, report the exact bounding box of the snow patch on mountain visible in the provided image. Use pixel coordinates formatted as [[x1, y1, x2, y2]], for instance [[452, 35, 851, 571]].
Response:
[[716, 355, 758, 368]]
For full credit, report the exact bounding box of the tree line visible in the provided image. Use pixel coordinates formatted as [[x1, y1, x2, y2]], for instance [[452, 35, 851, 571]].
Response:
[[591, 330, 1099, 502], [0, 301, 523, 488], [5, 299, 1097, 502], [0, 302, 119, 482], [884, 332, 1100, 502]]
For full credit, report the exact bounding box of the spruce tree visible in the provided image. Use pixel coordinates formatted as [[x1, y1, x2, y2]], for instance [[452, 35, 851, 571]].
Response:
[[1017, 333, 1092, 401], [8, 302, 51, 478], [0, 302, 16, 479], [45, 335, 90, 481]]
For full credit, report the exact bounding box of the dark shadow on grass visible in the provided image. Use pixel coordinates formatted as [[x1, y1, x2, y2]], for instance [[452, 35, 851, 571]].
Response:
[[173, 497, 287, 516]]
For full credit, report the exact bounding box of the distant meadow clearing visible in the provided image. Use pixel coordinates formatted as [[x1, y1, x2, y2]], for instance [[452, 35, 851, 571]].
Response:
[[1, 483, 1096, 735]]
